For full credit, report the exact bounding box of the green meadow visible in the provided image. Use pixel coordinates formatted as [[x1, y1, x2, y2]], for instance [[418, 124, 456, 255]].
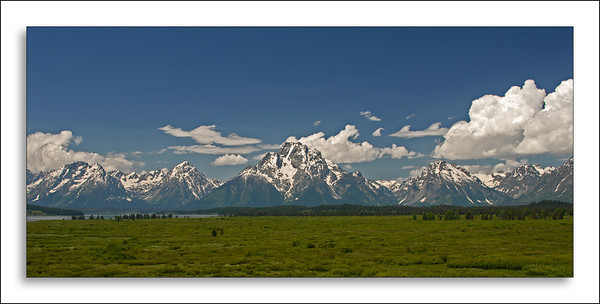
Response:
[[27, 216, 572, 277]]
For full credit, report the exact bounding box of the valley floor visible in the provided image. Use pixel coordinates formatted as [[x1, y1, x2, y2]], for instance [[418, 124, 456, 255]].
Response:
[[26, 216, 572, 277]]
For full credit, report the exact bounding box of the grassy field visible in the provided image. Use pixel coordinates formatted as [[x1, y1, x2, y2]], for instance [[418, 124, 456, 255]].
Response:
[[27, 216, 572, 277]]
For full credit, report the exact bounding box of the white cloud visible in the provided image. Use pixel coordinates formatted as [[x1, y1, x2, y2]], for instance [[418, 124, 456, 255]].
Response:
[[401, 165, 416, 169], [460, 164, 493, 175], [73, 136, 83, 145], [211, 154, 249, 166], [372, 127, 384, 137], [158, 124, 261, 146], [359, 110, 382, 121], [343, 164, 353, 170], [514, 80, 573, 155], [167, 144, 261, 155], [380, 144, 418, 159], [313, 120, 321, 127], [409, 167, 426, 178], [462, 159, 528, 174], [406, 114, 416, 120], [26, 130, 139, 173], [252, 153, 268, 160], [258, 144, 281, 150], [492, 159, 529, 173], [389, 122, 449, 138], [285, 125, 416, 163], [433, 79, 573, 160]]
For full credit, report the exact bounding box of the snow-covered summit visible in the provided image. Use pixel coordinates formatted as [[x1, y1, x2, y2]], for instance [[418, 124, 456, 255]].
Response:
[[422, 161, 479, 184], [27, 160, 222, 209], [201, 141, 396, 207], [393, 161, 511, 207], [241, 141, 345, 197]]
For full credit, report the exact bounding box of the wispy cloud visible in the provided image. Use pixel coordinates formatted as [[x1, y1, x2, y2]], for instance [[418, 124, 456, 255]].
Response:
[[313, 120, 321, 127], [211, 154, 249, 166], [158, 125, 261, 146], [406, 113, 416, 120], [359, 111, 382, 121], [258, 144, 281, 150], [389, 122, 449, 138], [372, 127, 384, 137], [167, 144, 261, 155], [252, 153, 268, 160], [73, 136, 83, 145]]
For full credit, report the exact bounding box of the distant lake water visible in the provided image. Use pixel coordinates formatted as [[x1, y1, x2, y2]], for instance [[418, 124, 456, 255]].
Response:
[[26, 214, 218, 222]]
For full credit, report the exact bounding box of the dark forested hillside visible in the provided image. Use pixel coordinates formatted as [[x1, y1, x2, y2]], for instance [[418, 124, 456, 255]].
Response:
[[186, 200, 572, 218], [26, 204, 84, 216]]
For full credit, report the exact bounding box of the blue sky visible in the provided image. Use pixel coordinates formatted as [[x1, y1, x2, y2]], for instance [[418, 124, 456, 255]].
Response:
[[26, 27, 573, 181]]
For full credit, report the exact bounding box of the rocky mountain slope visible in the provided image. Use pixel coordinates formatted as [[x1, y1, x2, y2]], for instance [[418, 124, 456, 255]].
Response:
[[27, 161, 222, 210], [388, 161, 514, 207], [26, 161, 142, 210], [193, 142, 396, 208], [109, 161, 222, 207], [26, 145, 573, 210]]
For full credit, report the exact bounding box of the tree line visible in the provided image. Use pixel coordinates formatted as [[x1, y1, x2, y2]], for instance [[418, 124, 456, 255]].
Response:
[[27, 204, 83, 216], [71, 213, 179, 220], [196, 200, 572, 219]]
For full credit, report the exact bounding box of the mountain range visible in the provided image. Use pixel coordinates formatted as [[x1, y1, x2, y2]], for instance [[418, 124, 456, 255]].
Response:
[[26, 142, 573, 211]]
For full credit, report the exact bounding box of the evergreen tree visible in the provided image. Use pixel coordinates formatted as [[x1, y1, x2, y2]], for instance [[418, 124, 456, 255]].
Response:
[[443, 210, 455, 220]]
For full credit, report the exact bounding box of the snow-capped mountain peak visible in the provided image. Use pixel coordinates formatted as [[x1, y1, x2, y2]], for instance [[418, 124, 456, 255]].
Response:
[[201, 141, 395, 207], [470, 160, 570, 203], [26, 161, 131, 208], [422, 161, 479, 184], [27, 161, 222, 209], [241, 141, 339, 196], [392, 161, 511, 207]]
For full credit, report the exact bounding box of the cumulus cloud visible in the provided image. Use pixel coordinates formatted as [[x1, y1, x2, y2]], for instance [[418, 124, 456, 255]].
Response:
[[359, 111, 382, 121], [433, 79, 573, 160], [166, 144, 261, 155], [313, 120, 321, 127], [26, 130, 139, 173], [285, 125, 416, 163], [372, 127, 384, 137], [389, 122, 449, 138], [211, 154, 249, 166], [159, 125, 261, 146], [380, 144, 420, 159]]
